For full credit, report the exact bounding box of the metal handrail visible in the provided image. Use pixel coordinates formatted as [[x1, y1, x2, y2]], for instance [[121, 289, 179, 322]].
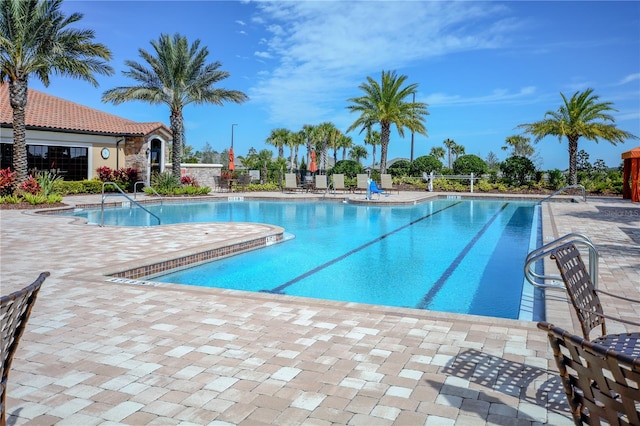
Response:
[[524, 232, 598, 290], [539, 184, 586, 204], [133, 181, 163, 205], [101, 182, 160, 227]]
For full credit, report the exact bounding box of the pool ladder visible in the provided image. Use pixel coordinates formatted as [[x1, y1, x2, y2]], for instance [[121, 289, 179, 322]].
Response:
[[524, 232, 599, 290], [101, 182, 161, 227]]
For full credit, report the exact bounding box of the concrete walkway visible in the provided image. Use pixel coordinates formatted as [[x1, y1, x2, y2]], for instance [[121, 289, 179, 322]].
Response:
[[1, 191, 638, 425]]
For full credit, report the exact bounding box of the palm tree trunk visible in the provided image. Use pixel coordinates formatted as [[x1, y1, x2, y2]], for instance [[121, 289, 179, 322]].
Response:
[[380, 123, 391, 174], [170, 110, 184, 178], [9, 80, 29, 184], [372, 146, 376, 170], [568, 136, 579, 185]]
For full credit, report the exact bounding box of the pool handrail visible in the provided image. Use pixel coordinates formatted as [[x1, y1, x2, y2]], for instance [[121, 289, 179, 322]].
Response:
[[101, 182, 161, 227], [538, 184, 586, 204], [133, 181, 163, 205], [524, 232, 598, 290]]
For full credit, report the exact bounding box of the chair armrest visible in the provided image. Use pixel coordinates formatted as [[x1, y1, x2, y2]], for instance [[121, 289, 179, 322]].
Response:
[[577, 307, 640, 328], [595, 288, 640, 304]]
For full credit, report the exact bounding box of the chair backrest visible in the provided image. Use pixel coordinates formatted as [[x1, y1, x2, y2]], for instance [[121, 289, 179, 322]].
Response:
[[332, 174, 345, 190], [356, 174, 368, 189], [551, 242, 605, 340], [285, 173, 298, 188], [315, 175, 327, 189], [381, 174, 393, 189], [537, 321, 640, 425], [1, 272, 49, 425]]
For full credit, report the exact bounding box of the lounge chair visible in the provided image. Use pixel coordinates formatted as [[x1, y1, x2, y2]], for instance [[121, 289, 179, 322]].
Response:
[[356, 174, 368, 193], [236, 174, 251, 191], [550, 242, 640, 357], [369, 180, 385, 199], [314, 175, 327, 193], [1, 272, 49, 425], [283, 173, 302, 192], [380, 174, 398, 194], [331, 174, 347, 193], [537, 321, 640, 425]]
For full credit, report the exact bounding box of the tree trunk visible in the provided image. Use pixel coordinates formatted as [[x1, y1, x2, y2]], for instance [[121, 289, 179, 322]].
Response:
[[9, 80, 29, 184], [170, 109, 184, 178], [568, 136, 579, 185], [380, 123, 391, 174]]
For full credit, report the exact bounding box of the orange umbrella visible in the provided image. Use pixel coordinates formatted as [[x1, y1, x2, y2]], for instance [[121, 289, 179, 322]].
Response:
[[309, 149, 318, 173], [228, 147, 235, 171]]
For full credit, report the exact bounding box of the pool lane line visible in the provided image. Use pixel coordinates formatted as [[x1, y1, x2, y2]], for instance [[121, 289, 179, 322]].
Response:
[[261, 201, 463, 294], [415, 202, 509, 310]]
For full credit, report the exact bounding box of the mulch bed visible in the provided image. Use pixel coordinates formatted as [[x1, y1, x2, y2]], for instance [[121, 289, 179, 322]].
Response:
[[0, 202, 69, 210]]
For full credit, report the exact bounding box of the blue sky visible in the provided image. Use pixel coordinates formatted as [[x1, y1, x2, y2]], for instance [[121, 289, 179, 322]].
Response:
[[31, 1, 640, 170]]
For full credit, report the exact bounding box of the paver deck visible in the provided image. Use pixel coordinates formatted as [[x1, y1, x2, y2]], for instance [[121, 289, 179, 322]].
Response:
[[1, 190, 638, 425]]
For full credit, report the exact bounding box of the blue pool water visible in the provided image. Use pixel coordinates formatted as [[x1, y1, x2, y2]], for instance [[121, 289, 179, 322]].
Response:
[[69, 199, 540, 320]]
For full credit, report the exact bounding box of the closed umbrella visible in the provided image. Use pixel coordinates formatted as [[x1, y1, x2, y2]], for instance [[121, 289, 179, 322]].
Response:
[[309, 149, 318, 174], [228, 147, 235, 172]]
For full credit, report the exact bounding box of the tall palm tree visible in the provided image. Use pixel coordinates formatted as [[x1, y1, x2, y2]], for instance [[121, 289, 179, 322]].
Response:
[[518, 88, 637, 185], [103, 33, 247, 178], [502, 135, 535, 158], [1, 0, 113, 183], [452, 143, 465, 163], [315, 122, 338, 172], [265, 128, 290, 160], [347, 70, 428, 174], [364, 127, 381, 170], [338, 134, 353, 161], [300, 124, 316, 166], [443, 138, 456, 169], [429, 146, 446, 162], [349, 145, 368, 165]]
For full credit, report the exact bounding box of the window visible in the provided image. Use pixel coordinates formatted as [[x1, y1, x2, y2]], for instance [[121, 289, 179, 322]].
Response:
[[0, 143, 88, 181]]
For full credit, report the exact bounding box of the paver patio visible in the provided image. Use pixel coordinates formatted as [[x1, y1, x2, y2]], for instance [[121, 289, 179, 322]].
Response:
[[1, 191, 638, 425]]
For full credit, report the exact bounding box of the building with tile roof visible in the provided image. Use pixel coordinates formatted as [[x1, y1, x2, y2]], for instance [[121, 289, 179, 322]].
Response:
[[0, 85, 172, 183]]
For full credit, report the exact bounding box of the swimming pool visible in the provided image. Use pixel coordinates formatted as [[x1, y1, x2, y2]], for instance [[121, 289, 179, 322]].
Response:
[[68, 198, 541, 320]]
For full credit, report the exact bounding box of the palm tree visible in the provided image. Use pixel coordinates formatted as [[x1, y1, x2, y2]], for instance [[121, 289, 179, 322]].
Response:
[[429, 146, 446, 162], [103, 33, 247, 179], [364, 127, 381, 170], [265, 128, 290, 160], [338, 134, 353, 161], [518, 88, 638, 185], [347, 70, 428, 174], [1, 0, 113, 184], [300, 124, 316, 166], [443, 138, 456, 169], [502, 135, 535, 158], [452, 143, 465, 163], [315, 122, 338, 172], [349, 145, 368, 164]]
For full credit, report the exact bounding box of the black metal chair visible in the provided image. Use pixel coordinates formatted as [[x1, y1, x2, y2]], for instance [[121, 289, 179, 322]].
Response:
[[1, 272, 49, 425], [550, 242, 640, 358], [538, 321, 640, 425]]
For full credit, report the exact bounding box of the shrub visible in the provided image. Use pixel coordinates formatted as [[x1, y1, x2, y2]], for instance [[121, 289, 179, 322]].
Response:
[[181, 175, 200, 187], [37, 171, 62, 196], [18, 175, 41, 195], [453, 155, 487, 176], [547, 169, 566, 190], [387, 160, 411, 177], [329, 160, 364, 178], [0, 194, 22, 204], [500, 156, 536, 186], [96, 166, 139, 191], [152, 171, 181, 193], [0, 167, 17, 196], [410, 156, 442, 176], [22, 192, 47, 205]]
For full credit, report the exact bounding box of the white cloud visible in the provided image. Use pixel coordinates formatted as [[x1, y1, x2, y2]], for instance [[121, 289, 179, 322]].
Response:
[[425, 86, 537, 107], [235, 20, 246, 26], [254, 51, 272, 59], [618, 73, 640, 85], [248, 1, 521, 129]]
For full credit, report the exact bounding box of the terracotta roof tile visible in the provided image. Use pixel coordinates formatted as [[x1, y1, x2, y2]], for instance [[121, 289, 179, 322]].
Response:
[[0, 84, 170, 137]]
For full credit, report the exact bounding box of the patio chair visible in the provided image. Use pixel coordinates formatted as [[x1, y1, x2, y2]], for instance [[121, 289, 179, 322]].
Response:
[[550, 242, 640, 358], [356, 174, 368, 193], [537, 321, 640, 425], [314, 175, 327, 193], [331, 174, 347, 193], [380, 174, 399, 194], [283, 173, 303, 192], [236, 174, 251, 191], [1, 272, 49, 425], [368, 180, 385, 199]]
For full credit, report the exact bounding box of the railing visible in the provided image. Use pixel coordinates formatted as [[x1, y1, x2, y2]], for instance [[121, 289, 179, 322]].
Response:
[[101, 182, 161, 227], [524, 232, 598, 290], [133, 181, 163, 205], [424, 172, 481, 193], [539, 184, 586, 204]]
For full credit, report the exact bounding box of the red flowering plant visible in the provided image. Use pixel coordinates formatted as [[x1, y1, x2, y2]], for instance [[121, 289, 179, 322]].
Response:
[[180, 175, 200, 187], [18, 175, 41, 195], [96, 166, 139, 191], [0, 167, 17, 196]]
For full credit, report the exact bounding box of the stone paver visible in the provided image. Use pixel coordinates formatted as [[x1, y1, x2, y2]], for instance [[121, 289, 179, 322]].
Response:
[[2, 190, 638, 425]]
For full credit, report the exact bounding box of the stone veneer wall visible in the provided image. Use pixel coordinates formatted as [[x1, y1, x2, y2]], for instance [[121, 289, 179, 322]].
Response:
[[177, 164, 223, 189]]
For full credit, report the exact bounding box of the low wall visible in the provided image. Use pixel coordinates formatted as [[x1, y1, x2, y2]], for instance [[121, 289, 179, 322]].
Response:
[[176, 163, 223, 189]]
